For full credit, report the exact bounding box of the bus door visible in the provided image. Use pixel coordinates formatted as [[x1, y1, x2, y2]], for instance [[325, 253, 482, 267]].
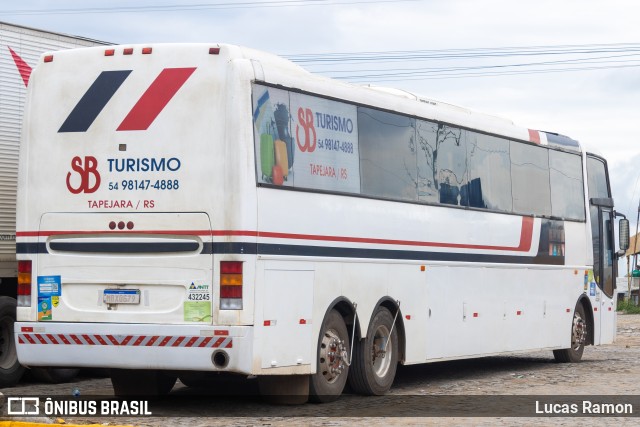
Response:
[[597, 207, 616, 343], [587, 155, 616, 344]]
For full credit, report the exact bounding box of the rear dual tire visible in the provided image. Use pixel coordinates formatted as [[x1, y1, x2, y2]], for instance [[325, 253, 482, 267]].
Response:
[[348, 306, 398, 395]]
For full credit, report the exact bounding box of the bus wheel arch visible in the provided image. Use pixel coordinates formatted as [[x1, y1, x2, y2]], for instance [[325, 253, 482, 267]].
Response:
[[330, 297, 362, 344], [577, 296, 595, 346], [378, 298, 406, 364]]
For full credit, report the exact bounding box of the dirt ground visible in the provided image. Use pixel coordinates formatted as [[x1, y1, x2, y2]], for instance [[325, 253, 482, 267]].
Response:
[[3, 314, 640, 426]]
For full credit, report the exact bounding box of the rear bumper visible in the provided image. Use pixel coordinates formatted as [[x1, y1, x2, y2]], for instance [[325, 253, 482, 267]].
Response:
[[15, 322, 254, 374]]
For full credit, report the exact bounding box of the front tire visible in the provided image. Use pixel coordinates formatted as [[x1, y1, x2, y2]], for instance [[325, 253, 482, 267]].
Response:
[[348, 306, 398, 395], [309, 309, 350, 403], [553, 303, 587, 363]]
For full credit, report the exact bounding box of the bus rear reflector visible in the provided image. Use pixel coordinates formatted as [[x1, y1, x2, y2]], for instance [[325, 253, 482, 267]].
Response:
[[44, 55, 53, 63], [220, 261, 242, 310], [17, 260, 32, 307]]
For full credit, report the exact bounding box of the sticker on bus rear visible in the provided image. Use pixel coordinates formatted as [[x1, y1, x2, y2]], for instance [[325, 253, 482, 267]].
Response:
[[37, 275, 62, 297], [37, 276, 61, 320], [38, 297, 52, 321], [184, 301, 211, 322]]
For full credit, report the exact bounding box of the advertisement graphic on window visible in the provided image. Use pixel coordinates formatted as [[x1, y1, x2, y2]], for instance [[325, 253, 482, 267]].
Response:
[[253, 84, 360, 193]]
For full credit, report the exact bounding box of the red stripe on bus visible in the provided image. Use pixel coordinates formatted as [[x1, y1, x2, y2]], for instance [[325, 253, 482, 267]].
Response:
[[117, 67, 196, 131], [255, 217, 533, 251], [18, 216, 534, 252], [528, 129, 541, 144]]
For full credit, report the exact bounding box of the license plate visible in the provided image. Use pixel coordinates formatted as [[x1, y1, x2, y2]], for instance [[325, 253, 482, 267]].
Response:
[[103, 289, 140, 304]]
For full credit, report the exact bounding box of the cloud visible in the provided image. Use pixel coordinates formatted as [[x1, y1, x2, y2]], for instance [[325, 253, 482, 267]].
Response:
[[4, 0, 640, 245], [611, 152, 640, 221]]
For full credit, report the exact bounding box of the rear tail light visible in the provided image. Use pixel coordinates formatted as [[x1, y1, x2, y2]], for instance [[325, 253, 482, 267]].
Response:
[[220, 261, 242, 310], [17, 260, 32, 307]]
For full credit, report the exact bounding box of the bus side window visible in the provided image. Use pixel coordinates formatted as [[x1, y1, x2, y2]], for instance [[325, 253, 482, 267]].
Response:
[[549, 150, 585, 220], [416, 121, 467, 206], [510, 142, 551, 217], [466, 132, 511, 211], [358, 108, 418, 202]]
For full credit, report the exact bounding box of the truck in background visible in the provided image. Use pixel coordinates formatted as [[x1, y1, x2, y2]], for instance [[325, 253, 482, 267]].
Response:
[[0, 21, 107, 386]]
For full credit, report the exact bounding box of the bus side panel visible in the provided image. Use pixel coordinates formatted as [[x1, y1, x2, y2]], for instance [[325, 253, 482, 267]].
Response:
[[387, 263, 428, 363], [259, 261, 314, 369], [424, 265, 580, 360]]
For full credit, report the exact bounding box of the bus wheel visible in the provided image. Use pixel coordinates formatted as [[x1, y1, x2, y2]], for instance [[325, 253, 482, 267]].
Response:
[[0, 297, 25, 387], [348, 306, 398, 395], [553, 303, 587, 363], [309, 309, 349, 403], [110, 369, 177, 395]]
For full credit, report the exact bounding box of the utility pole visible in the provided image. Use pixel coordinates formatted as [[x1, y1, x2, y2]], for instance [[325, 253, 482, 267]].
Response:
[[631, 200, 640, 305]]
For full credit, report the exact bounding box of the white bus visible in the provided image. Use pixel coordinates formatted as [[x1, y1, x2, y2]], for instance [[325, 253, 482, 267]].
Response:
[[15, 43, 629, 402]]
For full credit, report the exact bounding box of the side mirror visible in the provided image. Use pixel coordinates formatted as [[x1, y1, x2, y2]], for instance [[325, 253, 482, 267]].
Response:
[[619, 218, 630, 252]]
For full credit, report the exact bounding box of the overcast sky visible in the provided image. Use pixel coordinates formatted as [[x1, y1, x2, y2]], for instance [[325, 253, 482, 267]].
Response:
[[3, 0, 640, 233]]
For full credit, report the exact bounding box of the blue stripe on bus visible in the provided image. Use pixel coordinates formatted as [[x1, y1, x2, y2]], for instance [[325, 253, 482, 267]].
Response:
[[58, 70, 132, 133], [17, 241, 561, 265]]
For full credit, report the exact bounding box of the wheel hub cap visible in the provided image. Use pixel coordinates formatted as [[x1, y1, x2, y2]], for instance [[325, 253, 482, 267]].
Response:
[[571, 313, 587, 350], [320, 330, 346, 383]]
